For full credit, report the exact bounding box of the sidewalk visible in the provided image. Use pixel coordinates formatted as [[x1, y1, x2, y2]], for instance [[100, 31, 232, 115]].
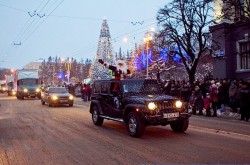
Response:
[[189, 106, 242, 120], [218, 107, 241, 120]]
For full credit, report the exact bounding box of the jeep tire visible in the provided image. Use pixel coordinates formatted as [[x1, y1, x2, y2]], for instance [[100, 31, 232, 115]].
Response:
[[127, 112, 145, 138], [170, 118, 189, 132], [20, 94, 24, 100], [91, 106, 104, 126], [48, 100, 53, 107]]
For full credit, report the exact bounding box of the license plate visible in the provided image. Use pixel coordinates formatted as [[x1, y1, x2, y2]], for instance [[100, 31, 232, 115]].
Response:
[[163, 113, 179, 118], [60, 100, 68, 103]]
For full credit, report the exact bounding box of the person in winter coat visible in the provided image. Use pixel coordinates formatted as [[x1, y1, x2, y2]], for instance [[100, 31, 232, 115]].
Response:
[[81, 84, 89, 101], [98, 59, 130, 91], [98, 59, 130, 80], [193, 86, 204, 115], [203, 93, 211, 116], [210, 83, 219, 117], [239, 81, 250, 122], [180, 82, 191, 103], [228, 81, 238, 112], [217, 80, 229, 111]]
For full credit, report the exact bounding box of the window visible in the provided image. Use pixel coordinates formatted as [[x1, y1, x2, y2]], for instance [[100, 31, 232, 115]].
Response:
[[101, 82, 109, 94], [240, 41, 250, 69], [94, 82, 101, 93]]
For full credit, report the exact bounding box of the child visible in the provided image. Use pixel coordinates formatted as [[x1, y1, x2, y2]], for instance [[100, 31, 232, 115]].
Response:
[[203, 93, 211, 116]]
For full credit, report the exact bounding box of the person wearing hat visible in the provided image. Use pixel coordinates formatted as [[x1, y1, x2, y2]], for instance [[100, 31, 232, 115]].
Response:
[[210, 83, 219, 117], [239, 81, 250, 122], [193, 85, 204, 115]]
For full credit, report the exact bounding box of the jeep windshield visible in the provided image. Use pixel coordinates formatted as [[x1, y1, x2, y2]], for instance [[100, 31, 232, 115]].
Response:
[[121, 79, 163, 96]]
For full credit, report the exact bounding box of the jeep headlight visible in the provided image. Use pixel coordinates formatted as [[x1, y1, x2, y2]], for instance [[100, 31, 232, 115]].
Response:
[[36, 88, 40, 92], [69, 95, 74, 100], [175, 100, 183, 108], [52, 95, 58, 100], [12, 89, 16, 95], [148, 102, 156, 110], [23, 88, 28, 93]]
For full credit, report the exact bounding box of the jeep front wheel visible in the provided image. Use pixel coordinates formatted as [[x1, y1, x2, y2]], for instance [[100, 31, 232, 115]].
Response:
[[170, 118, 189, 132], [91, 106, 103, 126], [127, 112, 144, 138]]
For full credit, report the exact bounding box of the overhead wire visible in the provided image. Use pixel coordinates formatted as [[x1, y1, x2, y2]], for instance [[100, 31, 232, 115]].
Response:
[[69, 20, 157, 61], [0, 2, 27, 12], [1, 1, 159, 64], [11, 0, 48, 43], [22, 0, 65, 43], [2, 1, 45, 55], [3, 0, 52, 55], [52, 16, 157, 61]]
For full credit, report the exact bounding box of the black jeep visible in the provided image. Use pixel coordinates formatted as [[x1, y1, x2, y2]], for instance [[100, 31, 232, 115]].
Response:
[[89, 79, 190, 137]]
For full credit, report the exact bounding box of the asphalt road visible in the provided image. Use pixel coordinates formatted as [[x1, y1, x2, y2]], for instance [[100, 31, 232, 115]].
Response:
[[0, 94, 250, 165]]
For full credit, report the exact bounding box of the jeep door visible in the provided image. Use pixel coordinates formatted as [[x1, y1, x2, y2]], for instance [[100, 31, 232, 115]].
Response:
[[107, 81, 123, 118], [99, 82, 113, 116]]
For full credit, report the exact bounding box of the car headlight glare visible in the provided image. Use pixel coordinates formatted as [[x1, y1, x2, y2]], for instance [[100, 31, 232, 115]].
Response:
[[69, 95, 74, 100], [52, 95, 58, 100], [148, 102, 156, 110], [175, 100, 183, 108], [23, 88, 28, 92]]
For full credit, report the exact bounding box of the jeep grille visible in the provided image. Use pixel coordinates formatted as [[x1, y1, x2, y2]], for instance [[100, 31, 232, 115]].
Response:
[[157, 100, 175, 110]]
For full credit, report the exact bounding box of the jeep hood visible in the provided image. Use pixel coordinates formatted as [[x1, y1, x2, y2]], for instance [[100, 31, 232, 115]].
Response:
[[123, 94, 177, 104]]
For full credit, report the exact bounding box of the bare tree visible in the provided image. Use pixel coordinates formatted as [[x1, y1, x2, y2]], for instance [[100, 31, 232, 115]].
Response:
[[157, 0, 213, 86], [220, 0, 250, 22]]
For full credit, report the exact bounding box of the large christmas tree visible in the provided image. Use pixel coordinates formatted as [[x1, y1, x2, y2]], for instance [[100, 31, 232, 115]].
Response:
[[91, 19, 115, 81]]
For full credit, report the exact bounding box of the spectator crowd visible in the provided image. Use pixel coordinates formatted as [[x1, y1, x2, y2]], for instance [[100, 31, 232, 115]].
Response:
[[162, 77, 250, 122]]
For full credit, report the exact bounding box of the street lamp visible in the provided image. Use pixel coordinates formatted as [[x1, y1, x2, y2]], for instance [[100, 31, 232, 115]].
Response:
[[52, 73, 57, 86], [144, 35, 152, 79], [62, 58, 72, 83]]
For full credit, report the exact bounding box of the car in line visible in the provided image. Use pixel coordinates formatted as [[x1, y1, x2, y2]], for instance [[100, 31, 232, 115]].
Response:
[[41, 87, 74, 107], [89, 79, 190, 138]]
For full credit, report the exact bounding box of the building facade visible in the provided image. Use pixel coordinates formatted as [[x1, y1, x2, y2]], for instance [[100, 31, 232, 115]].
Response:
[[210, 0, 250, 80], [23, 61, 42, 70]]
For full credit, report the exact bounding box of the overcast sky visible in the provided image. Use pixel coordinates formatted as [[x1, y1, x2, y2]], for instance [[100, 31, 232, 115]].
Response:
[[0, 0, 168, 69]]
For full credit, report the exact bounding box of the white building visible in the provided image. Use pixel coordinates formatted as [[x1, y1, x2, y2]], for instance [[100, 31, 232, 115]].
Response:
[[23, 58, 44, 70]]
